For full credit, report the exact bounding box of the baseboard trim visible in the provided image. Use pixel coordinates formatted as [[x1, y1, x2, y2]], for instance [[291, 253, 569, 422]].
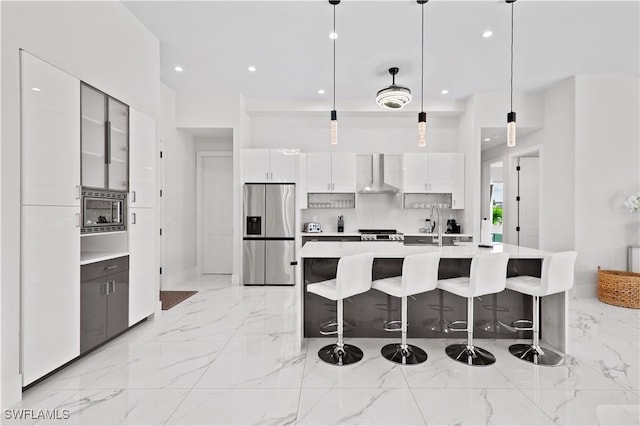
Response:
[[573, 284, 598, 298], [161, 267, 197, 290], [2, 373, 23, 407]]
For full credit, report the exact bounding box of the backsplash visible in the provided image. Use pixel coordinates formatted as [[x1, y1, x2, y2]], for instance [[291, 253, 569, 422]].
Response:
[[301, 194, 464, 234]]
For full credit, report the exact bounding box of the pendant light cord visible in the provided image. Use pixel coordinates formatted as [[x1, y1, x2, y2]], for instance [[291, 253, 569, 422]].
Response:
[[421, 2, 425, 112], [333, 4, 336, 111], [510, 1, 514, 112]]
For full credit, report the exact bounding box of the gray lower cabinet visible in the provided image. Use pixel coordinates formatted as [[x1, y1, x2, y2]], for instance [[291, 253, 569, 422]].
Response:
[[81, 257, 129, 354], [302, 236, 361, 245]]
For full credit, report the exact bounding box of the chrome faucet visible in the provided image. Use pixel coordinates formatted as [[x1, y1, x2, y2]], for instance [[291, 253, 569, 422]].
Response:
[[430, 204, 443, 247]]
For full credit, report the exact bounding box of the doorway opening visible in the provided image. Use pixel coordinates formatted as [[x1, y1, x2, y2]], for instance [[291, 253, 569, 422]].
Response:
[[489, 161, 504, 243]]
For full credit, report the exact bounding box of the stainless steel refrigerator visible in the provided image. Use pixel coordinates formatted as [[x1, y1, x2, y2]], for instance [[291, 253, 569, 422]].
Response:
[[243, 184, 295, 285]]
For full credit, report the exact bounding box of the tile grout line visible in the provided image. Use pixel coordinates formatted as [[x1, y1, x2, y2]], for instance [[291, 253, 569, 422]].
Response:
[[399, 358, 428, 426], [162, 295, 252, 425], [294, 338, 310, 425]]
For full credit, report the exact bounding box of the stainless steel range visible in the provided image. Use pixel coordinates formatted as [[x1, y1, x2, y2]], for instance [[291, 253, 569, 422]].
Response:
[[359, 229, 404, 242]]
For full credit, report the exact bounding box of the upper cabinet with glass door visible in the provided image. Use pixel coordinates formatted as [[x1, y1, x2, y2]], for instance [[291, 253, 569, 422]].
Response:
[[81, 83, 129, 191]]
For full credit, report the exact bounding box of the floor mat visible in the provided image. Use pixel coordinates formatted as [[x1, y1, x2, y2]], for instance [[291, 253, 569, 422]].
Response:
[[160, 290, 198, 310]]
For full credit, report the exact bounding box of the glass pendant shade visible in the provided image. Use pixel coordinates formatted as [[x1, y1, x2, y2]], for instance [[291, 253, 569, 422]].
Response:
[[330, 110, 338, 146], [507, 111, 516, 147], [417, 112, 426, 147]]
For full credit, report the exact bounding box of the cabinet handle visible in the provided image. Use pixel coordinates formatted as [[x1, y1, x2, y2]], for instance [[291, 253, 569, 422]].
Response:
[[104, 265, 118, 271], [266, 172, 269, 181], [131, 191, 136, 203], [76, 185, 81, 200], [110, 280, 116, 294], [131, 212, 137, 225], [103, 282, 109, 296], [106, 121, 112, 164], [328, 183, 331, 191], [75, 213, 81, 228], [270, 172, 273, 180]]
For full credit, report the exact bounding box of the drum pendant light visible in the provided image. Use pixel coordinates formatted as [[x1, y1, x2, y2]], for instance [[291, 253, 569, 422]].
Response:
[[506, 0, 517, 147], [329, 0, 340, 145], [417, 0, 428, 147]]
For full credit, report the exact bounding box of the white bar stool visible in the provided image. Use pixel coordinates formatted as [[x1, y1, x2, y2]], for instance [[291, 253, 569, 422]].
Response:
[[372, 252, 441, 365], [307, 252, 375, 366], [437, 253, 510, 366], [506, 251, 577, 366]]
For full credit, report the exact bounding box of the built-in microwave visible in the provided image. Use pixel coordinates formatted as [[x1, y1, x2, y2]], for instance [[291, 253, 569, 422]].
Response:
[[81, 189, 127, 234]]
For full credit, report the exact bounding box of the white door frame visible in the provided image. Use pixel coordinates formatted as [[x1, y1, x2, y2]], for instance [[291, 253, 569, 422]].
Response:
[[505, 144, 544, 248], [195, 151, 233, 275]]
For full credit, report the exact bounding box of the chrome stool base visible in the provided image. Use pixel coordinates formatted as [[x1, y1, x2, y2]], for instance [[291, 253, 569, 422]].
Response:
[[318, 343, 363, 366], [509, 343, 563, 366], [445, 344, 496, 366], [381, 343, 428, 365]]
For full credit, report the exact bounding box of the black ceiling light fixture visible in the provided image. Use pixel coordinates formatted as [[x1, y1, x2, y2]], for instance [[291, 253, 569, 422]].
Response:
[[376, 67, 412, 110], [417, 0, 428, 147], [506, 0, 517, 147], [329, 0, 340, 145]]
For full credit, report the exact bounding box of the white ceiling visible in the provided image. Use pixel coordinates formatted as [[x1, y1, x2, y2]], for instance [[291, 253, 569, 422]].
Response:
[[123, 1, 639, 105]]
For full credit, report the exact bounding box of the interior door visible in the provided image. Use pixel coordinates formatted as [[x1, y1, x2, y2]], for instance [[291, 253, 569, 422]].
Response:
[[202, 155, 233, 273], [266, 240, 295, 285], [517, 156, 540, 248]]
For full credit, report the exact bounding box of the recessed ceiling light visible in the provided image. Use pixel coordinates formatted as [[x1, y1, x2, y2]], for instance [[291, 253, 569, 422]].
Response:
[[174, 65, 183, 72], [441, 89, 449, 95], [483, 138, 491, 142], [31, 87, 41, 92], [329, 32, 338, 40], [482, 30, 493, 38], [247, 66, 257, 72], [318, 89, 325, 94]]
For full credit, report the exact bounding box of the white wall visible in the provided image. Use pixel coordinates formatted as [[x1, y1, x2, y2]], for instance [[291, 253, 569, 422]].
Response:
[[194, 137, 233, 152], [172, 91, 250, 284], [1, 1, 160, 406], [573, 75, 640, 296], [159, 85, 197, 287], [249, 113, 459, 153]]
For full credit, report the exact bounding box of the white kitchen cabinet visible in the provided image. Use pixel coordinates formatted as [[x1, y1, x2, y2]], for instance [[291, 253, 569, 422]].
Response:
[[402, 153, 429, 193], [451, 153, 465, 209], [428, 153, 453, 193], [128, 207, 157, 326], [242, 149, 298, 183], [20, 51, 80, 207], [331, 153, 357, 193], [22, 205, 80, 385], [306, 153, 332, 192], [129, 109, 156, 208], [306, 152, 356, 193], [270, 149, 297, 182], [403, 153, 465, 205], [243, 149, 271, 182]]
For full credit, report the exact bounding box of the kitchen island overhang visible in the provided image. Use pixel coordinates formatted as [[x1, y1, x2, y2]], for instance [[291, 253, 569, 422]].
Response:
[[298, 242, 569, 352]]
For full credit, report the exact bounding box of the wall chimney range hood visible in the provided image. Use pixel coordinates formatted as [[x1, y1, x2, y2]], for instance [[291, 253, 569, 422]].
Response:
[[358, 154, 400, 194]]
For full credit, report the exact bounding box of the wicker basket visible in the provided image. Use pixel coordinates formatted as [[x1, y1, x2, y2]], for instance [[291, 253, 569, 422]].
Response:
[[597, 268, 640, 309]]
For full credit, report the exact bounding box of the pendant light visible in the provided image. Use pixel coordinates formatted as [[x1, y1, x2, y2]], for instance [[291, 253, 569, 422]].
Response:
[[329, 0, 340, 145], [376, 67, 412, 110], [417, 0, 428, 147], [506, 0, 517, 147]]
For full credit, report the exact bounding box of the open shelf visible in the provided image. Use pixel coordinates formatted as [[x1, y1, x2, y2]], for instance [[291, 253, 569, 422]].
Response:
[[307, 193, 356, 209], [402, 193, 452, 209]]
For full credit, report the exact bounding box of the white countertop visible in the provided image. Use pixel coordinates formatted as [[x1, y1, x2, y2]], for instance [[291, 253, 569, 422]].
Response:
[[299, 242, 549, 259], [300, 232, 361, 237], [403, 233, 474, 237], [81, 251, 129, 265]]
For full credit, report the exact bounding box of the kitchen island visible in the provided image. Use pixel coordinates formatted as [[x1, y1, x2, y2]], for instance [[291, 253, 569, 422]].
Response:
[[298, 242, 568, 352]]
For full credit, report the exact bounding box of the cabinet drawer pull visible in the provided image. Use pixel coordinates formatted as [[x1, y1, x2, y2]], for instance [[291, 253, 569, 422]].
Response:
[[104, 265, 118, 271], [131, 212, 137, 225], [131, 191, 136, 202]]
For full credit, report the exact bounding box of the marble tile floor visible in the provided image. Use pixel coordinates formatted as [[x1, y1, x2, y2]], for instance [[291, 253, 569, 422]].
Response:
[[6, 275, 639, 425]]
